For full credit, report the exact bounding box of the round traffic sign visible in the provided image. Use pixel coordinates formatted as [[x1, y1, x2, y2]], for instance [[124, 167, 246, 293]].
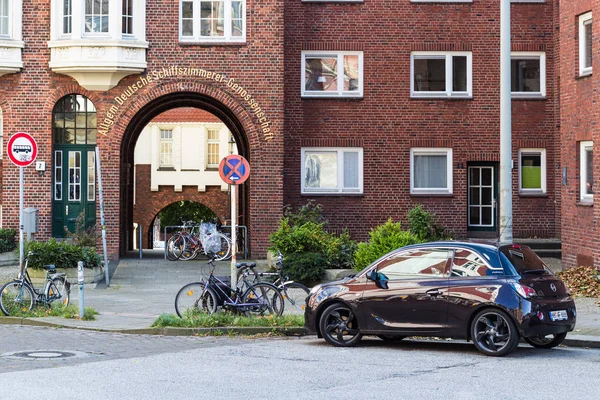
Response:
[[219, 155, 250, 185], [7, 132, 38, 167]]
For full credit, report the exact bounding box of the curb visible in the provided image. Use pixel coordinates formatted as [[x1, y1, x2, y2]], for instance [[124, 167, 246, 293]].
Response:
[[0, 317, 307, 336], [563, 337, 600, 349]]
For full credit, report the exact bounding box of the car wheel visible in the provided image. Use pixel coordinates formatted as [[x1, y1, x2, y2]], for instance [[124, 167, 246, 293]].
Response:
[[377, 335, 406, 342], [524, 332, 567, 349], [471, 309, 520, 357], [319, 303, 362, 347]]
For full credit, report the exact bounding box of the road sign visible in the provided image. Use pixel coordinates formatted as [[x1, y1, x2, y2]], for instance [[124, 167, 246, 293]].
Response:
[[7, 132, 38, 167], [219, 155, 250, 185]]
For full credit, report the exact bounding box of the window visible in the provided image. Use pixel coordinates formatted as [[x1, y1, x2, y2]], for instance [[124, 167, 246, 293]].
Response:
[[518, 149, 546, 194], [511, 52, 545, 97], [450, 248, 503, 278], [580, 12, 592, 76], [54, 150, 63, 201], [207, 128, 220, 167], [411, 52, 472, 98], [0, 0, 8, 37], [68, 151, 81, 201], [580, 141, 593, 202], [0, 107, 3, 160], [180, 0, 246, 42], [159, 129, 173, 168], [122, 0, 133, 35], [62, 0, 72, 34], [377, 248, 451, 279], [301, 148, 363, 194], [302, 51, 363, 98], [85, 0, 109, 34], [410, 148, 453, 195], [53, 94, 97, 145], [87, 151, 96, 201]]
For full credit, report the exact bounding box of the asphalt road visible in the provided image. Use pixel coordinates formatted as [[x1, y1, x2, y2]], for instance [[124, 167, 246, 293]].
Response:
[[1, 325, 599, 400]]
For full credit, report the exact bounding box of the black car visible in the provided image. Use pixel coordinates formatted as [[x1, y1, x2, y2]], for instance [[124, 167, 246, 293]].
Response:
[[305, 241, 576, 356]]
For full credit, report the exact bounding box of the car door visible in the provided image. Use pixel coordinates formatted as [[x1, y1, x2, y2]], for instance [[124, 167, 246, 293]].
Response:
[[359, 247, 452, 334], [445, 247, 506, 338]]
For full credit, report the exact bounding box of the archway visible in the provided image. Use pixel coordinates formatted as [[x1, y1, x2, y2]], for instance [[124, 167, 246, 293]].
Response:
[[120, 92, 250, 256]]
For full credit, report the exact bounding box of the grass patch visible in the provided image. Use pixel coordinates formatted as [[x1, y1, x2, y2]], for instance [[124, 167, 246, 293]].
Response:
[[1, 303, 99, 320], [152, 310, 305, 329]]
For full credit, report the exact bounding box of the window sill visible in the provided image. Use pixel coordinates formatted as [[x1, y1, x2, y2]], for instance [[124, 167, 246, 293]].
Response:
[[577, 72, 592, 80], [410, 95, 472, 101], [179, 41, 247, 47], [512, 95, 546, 101], [576, 201, 593, 207], [157, 167, 176, 171], [518, 192, 548, 198], [301, 94, 364, 100], [205, 168, 218, 172], [410, 193, 454, 198], [301, 192, 364, 197], [181, 169, 200, 172]]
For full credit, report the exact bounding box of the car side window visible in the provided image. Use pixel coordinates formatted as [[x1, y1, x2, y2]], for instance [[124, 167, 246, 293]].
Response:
[[377, 248, 451, 280], [450, 248, 499, 278]]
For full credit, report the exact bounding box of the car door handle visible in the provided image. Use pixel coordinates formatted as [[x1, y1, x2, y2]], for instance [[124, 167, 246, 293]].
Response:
[[426, 289, 443, 297]]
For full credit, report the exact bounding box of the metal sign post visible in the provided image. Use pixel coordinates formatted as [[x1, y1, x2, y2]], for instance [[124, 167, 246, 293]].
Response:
[[77, 261, 85, 319], [95, 147, 110, 287], [218, 154, 250, 291], [6, 132, 38, 275]]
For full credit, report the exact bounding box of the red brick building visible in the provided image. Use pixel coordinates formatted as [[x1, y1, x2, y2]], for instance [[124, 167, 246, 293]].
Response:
[[559, 1, 599, 269], [0, 1, 562, 261]]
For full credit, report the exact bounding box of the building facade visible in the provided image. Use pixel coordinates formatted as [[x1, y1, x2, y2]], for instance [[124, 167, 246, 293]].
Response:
[[0, 1, 562, 261]]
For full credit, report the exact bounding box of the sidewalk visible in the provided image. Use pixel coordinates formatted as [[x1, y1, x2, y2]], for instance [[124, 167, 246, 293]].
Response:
[[1, 253, 600, 348]]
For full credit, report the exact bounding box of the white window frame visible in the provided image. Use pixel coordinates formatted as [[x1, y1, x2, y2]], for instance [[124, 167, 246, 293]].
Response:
[[206, 126, 220, 168], [301, 147, 363, 194], [83, 0, 110, 36], [122, 0, 134, 37], [0, 107, 3, 160], [511, 52, 546, 98], [579, 12, 593, 77], [410, 52, 472, 98], [61, 0, 72, 36], [410, 148, 453, 195], [159, 128, 174, 168], [179, 0, 246, 43], [518, 148, 546, 194], [301, 51, 364, 98], [580, 141, 594, 202], [0, 0, 10, 38]]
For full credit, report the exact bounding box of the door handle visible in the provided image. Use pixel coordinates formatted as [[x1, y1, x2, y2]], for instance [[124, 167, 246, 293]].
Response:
[[66, 205, 69, 215], [426, 289, 443, 297]]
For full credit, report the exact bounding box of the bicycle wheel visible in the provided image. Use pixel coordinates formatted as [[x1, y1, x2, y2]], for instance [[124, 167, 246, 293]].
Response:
[[0, 280, 35, 316], [175, 282, 218, 317], [166, 234, 186, 261], [47, 277, 71, 307], [242, 282, 284, 317], [179, 239, 200, 261], [279, 282, 309, 315], [213, 234, 231, 261]]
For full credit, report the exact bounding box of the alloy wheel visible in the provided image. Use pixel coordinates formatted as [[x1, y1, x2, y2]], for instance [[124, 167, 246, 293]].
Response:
[[319, 303, 362, 347], [471, 309, 519, 356]]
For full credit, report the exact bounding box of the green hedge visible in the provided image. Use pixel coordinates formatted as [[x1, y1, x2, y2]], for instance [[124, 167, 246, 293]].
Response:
[[0, 228, 17, 253], [25, 239, 102, 269]]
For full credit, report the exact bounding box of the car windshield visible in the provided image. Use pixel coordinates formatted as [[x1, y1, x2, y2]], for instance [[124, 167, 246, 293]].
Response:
[[499, 245, 550, 275]]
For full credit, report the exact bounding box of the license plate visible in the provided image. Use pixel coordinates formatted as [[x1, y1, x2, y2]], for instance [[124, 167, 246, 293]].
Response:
[[550, 310, 568, 321]]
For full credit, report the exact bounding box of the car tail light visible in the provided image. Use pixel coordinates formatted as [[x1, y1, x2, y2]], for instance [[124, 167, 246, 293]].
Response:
[[510, 282, 537, 299]]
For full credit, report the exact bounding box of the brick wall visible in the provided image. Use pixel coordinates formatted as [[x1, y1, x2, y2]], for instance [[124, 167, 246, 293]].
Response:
[[283, 1, 559, 242], [559, 0, 599, 269]]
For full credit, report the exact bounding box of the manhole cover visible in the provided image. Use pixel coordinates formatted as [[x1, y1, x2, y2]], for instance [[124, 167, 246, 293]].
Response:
[[2, 350, 90, 360]]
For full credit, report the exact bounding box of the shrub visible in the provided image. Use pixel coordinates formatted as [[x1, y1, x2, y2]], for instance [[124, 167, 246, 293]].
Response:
[[25, 239, 102, 269], [0, 228, 17, 253], [64, 212, 98, 247], [353, 219, 421, 271], [269, 218, 329, 255], [283, 252, 327, 285], [283, 200, 325, 226], [324, 229, 358, 269], [408, 204, 451, 241]]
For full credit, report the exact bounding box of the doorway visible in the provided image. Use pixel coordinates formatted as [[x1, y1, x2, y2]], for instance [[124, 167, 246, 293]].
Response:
[[467, 163, 498, 234]]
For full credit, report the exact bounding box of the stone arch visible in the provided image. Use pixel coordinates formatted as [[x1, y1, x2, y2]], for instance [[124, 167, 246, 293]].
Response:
[[113, 80, 265, 255]]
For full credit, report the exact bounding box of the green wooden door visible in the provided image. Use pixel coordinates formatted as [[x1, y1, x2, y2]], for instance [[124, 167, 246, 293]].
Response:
[[52, 146, 96, 237]]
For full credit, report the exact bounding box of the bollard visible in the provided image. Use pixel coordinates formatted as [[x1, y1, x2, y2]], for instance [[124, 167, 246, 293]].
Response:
[[77, 261, 84, 319]]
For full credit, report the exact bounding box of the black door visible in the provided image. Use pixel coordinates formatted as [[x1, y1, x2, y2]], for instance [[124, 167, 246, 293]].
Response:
[[467, 163, 498, 232]]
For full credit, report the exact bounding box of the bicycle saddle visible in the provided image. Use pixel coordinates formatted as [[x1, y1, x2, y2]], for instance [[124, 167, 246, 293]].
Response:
[[235, 262, 256, 269], [42, 264, 56, 272]]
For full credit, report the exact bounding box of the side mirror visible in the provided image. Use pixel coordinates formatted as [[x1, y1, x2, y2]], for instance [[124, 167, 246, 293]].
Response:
[[367, 269, 388, 289]]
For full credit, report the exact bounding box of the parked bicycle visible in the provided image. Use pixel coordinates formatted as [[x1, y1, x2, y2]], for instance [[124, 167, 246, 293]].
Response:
[[242, 252, 309, 315], [0, 252, 71, 316], [166, 220, 231, 261], [174, 256, 284, 317]]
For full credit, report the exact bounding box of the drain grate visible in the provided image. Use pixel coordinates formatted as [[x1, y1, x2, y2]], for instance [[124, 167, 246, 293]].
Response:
[[2, 350, 90, 360]]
